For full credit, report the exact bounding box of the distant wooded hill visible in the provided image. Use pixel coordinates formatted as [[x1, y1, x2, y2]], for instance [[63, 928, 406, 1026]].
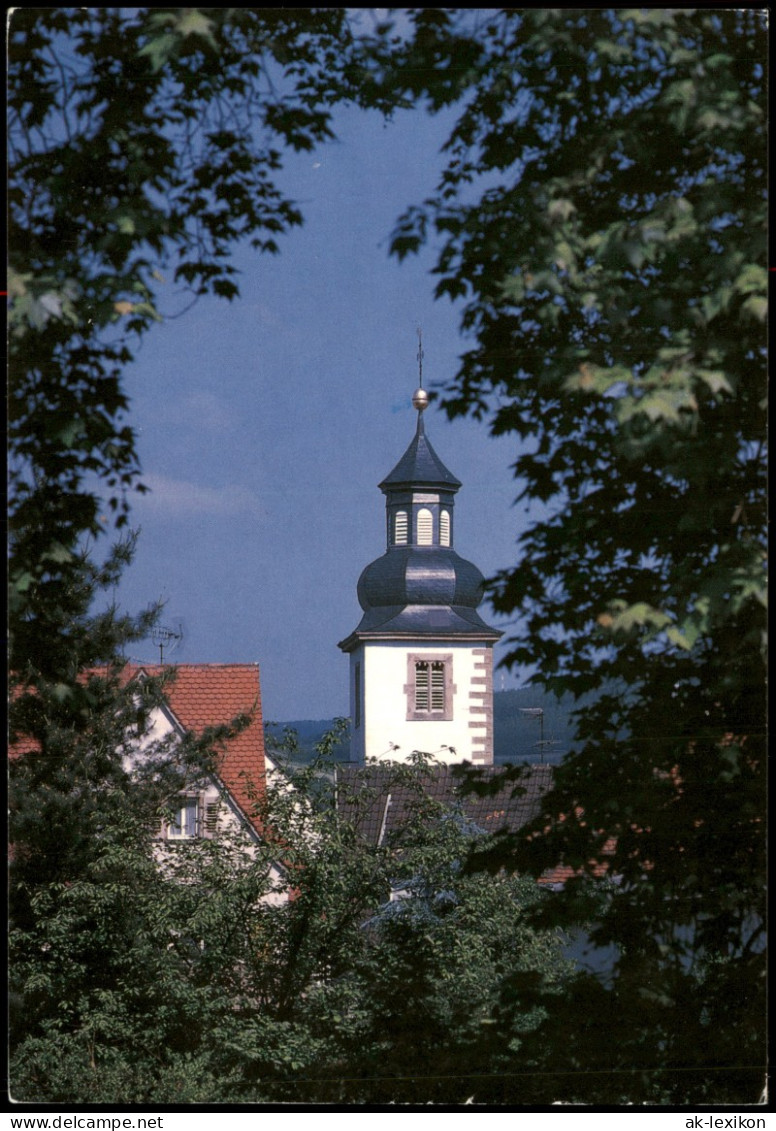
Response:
[[491, 688, 577, 764], [267, 688, 577, 766]]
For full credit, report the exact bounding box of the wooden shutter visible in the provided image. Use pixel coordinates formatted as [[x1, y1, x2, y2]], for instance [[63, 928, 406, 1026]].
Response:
[[415, 662, 429, 710], [203, 800, 220, 838], [431, 662, 445, 711]]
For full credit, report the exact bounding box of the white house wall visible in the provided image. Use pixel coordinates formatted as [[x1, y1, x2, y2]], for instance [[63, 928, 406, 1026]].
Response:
[[127, 704, 288, 904]]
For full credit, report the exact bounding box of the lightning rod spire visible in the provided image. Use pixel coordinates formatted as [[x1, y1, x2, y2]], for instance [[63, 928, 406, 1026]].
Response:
[[412, 328, 429, 416]]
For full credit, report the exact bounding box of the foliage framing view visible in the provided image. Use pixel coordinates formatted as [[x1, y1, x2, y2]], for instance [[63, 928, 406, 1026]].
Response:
[[8, 7, 767, 1105], [8, 8, 393, 685], [384, 8, 767, 1103]]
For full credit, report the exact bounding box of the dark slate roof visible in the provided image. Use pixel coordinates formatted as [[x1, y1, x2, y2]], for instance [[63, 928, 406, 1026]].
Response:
[[334, 763, 612, 885], [339, 603, 501, 651], [357, 547, 486, 610], [335, 763, 554, 847], [340, 541, 502, 651], [379, 415, 462, 492]]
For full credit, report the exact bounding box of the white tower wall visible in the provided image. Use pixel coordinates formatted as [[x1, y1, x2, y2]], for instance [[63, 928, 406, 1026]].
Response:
[[349, 640, 494, 765]]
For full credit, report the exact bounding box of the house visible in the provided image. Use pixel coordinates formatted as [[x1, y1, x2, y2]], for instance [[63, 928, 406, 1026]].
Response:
[[126, 663, 265, 833], [11, 661, 289, 902], [335, 761, 552, 847], [124, 663, 289, 897], [335, 761, 614, 889]]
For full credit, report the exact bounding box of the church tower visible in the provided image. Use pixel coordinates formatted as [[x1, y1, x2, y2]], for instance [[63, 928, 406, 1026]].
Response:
[[338, 385, 501, 765]]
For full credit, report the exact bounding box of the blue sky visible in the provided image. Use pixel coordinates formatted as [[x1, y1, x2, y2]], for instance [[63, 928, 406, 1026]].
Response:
[[112, 101, 533, 721]]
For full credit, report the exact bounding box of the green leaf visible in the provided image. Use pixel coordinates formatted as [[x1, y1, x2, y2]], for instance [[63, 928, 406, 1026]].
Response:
[[138, 32, 178, 72], [741, 295, 767, 322], [56, 420, 85, 447], [695, 370, 733, 397], [701, 286, 733, 323], [547, 198, 575, 224], [11, 571, 35, 594], [666, 621, 700, 651], [176, 10, 216, 45], [733, 264, 766, 296], [44, 542, 75, 564], [611, 603, 672, 633]]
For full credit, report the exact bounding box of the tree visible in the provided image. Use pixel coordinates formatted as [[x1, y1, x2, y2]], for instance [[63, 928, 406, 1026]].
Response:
[[7, 14, 386, 1089], [7, 7, 391, 691], [10, 746, 572, 1104], [10, 780, 275, 1104], [7, 7, 407, 906], [9, 6, 767, 1106], [381, 8, 767, 1103], [7, 534, 267, 1103], [7, 11, 436, 1106]]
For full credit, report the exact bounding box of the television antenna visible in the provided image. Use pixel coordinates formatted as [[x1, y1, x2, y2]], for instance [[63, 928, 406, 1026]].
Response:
[[518, 706, 544, 744], [531, 738, 562, 764], [150, 622, 184, 664], [518, 706, 559, 761]]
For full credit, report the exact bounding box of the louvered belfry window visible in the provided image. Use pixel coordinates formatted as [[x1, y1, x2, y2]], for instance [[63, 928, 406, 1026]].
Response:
[[416, 507, 433, 545], [431, 662, 445, 710], [407, 653, 453, 721], [414, 661, 446, 713], [439, 509, 450, 546], [394, 510, 408, 545]]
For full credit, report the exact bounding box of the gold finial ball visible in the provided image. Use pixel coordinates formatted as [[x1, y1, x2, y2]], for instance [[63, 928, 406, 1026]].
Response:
[[412, 387, 429, 412]]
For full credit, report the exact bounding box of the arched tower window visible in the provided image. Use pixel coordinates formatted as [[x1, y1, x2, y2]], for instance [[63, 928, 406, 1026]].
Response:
[[394, 510, 408, 545], [439, 509, 450, 547], [417, 507, 433, 545]]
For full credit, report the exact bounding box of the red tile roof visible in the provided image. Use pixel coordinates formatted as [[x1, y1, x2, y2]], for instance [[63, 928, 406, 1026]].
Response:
[[536, 839, 615, 886], [124, 663, 266, 836], [10, 664, 268, 837]]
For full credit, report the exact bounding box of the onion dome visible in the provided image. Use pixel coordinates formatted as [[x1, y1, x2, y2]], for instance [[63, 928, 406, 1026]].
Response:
[[358, 548, 484, 610]]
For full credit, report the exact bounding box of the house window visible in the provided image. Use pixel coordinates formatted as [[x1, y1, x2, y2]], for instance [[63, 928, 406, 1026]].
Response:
[[439, 509, 450, 547], [417, 507, 433, 545], [167, 795, 200, 839], [394, 510, 408, 545], [405, 654, 454, 721]]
